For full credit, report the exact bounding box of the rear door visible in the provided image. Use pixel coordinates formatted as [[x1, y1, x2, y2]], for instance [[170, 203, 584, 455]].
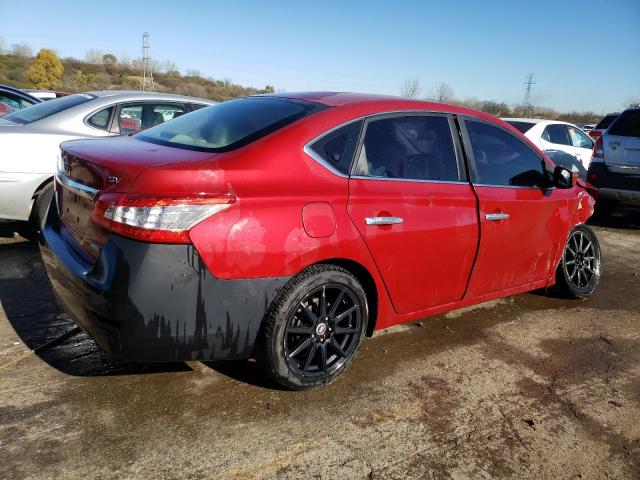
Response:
[[604, 109, 640, 166], [346, 113, 478, 314], [460, 118, 571, 298]]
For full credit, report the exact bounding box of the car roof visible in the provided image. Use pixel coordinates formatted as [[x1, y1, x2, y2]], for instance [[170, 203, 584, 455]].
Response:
[[84, 90, 215, 103], [259, 91, 514, 124]]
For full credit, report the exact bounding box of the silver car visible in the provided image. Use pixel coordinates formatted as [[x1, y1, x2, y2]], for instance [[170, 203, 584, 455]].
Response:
[[0, 91, 214, 232]]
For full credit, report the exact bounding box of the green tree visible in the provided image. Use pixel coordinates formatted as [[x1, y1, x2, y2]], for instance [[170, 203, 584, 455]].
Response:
[[27, 49, 63, 89], [102, 53, 117, 73]]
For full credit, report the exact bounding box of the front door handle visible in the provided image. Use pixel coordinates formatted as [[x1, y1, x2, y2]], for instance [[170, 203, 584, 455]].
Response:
[[365, 216, 404, 226], [485, 213, 509, 221]]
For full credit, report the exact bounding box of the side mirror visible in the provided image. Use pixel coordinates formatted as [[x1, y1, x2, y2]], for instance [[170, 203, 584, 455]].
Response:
[[553, 166, 575, 189]]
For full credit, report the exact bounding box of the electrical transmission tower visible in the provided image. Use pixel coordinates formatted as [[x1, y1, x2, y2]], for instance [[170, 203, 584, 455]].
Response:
[[521, 73, 535, 117], [141, 32, 154, 91]]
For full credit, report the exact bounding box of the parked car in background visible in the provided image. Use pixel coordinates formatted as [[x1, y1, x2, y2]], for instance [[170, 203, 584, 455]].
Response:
[[587, 107, 640, 216], [40, 93, 599, 390], [577, 123, 596, 131], [0, 84, 42, 116], [588, 113, 619, 140], [503, 118, 594, 172], [0, 90, 214, 235], [25, 89, 70, 101]]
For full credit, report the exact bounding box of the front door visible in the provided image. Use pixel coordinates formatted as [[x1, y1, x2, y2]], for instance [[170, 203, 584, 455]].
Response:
[[460, 118, 572, 298], [347, 113, 478, 314]]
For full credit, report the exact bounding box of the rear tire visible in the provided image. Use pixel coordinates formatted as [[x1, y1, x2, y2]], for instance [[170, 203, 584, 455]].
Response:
[[257, 264, 368, 390], [19, 182, 54, 240], [552, 225, 602, 299]]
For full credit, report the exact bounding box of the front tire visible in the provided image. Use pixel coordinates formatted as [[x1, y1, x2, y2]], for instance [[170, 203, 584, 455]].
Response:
[[553, 225, 602, 298], [257, 264, 368, 390]]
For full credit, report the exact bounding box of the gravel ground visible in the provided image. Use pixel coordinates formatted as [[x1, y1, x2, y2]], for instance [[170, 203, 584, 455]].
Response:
[[1, 210, 639, 480]]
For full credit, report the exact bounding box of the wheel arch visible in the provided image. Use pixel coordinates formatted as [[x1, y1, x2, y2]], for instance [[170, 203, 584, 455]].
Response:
[[314, 257, 379, 337], [32, 175, 54, 199]]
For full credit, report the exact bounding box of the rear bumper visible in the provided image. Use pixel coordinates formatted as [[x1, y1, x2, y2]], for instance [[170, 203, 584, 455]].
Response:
[[587, 162, 640, 206], [0, 171, 51, 221], [39, 201, 289, 361]]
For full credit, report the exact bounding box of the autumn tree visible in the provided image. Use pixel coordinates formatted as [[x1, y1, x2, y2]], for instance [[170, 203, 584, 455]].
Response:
[[28, 49, 64, 89]]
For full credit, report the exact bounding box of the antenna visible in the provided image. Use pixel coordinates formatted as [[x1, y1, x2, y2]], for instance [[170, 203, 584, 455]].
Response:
[[521, 73, 535, 117], [141, 32, 154, 91]]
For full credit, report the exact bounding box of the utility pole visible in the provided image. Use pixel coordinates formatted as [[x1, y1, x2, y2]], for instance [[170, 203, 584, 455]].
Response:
[[141, 32, 154, 91], [521, 73, 535, 117]]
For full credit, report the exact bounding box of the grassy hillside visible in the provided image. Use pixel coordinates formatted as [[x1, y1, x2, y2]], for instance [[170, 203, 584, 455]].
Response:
[[0, 54, 274, 101]]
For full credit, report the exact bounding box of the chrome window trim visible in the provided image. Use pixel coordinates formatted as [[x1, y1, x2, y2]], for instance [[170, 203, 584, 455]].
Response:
[[302, 118, 363, 178], [473, 183, 555, 190], [351, 175, 467, 185], [55, 171, 100, 200]]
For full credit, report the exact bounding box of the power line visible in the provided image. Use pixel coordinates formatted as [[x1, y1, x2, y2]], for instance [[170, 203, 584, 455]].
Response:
[[521, 73, 535, 117], [141, 32, 154, 91]]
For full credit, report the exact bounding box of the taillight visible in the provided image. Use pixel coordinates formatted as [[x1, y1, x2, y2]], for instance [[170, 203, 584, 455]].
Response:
[[592, 136, 604, 159], [588, 130, 602, 139], [92, 193, 236, 243]]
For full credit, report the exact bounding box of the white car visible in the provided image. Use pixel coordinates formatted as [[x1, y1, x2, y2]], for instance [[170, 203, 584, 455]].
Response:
[[0, 91, 214, 233], [503, 118, 594, 172]]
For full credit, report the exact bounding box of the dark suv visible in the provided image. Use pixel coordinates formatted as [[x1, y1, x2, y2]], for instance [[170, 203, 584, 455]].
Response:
[[587, 108, 640, 216]]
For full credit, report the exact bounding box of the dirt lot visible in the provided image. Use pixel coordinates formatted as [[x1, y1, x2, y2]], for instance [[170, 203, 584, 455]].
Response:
[[1, 211, 639, 480]]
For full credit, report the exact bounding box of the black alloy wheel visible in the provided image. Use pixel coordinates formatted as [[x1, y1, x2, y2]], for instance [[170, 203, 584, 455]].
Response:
[[257, 264, 368, 390]]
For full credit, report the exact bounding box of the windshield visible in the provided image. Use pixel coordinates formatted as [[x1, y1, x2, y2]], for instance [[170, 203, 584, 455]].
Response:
[[136, 97, 327, 152], [506, 121, 536, 134], [3, 93, 95, 125]]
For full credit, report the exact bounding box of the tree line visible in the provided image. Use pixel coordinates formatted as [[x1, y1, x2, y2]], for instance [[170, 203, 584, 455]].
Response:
[[0, 44, 274, 101], [400, 79, 638, 124]]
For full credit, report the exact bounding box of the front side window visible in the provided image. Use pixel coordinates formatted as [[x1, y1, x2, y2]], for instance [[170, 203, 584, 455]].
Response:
[[354, 115, 459, 182], [465, 120, 546, 187], [2, 93, 94, 125], [308, 121, 362, 175], [542, 124, 571, 146], [568, 126, 593, 149], [137, 97, 327, 152]]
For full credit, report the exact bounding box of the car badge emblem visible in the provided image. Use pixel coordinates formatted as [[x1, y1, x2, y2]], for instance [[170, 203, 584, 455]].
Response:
[[107, 176, 121, 184]]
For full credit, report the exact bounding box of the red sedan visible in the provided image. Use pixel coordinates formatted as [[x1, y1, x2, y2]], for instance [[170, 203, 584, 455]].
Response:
[[41, 93, 601, 389]]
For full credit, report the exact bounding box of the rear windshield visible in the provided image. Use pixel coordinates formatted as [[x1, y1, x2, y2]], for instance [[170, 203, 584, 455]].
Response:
[[136, 97, 328, 152], [3, 93, 95, 125], [607, 109, 640, 137], [595, 114, 618, 130], [506, 121, 536, 134]]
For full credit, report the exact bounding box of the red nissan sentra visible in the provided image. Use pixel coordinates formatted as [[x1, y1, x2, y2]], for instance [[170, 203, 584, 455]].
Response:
[[40, 93, 601, 389]]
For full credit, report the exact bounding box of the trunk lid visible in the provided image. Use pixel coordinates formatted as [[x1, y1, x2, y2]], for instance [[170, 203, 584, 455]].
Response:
[[56, 136, 215, 262]]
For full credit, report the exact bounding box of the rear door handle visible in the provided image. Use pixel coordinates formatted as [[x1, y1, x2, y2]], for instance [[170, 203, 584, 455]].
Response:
[[365, 216, 404, 226], [485, 213, 509, 221]]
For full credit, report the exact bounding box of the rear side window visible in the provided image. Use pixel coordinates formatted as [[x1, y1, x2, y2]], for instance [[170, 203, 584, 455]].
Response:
[[87, 107, 113, 130], [308, 121, 362, 175], [355, 115, 459, 182], [506, 121, 535, 134], [465, 120, 545, 187], [608, 110, 640, 137], [595, 114, 618, 130], [137, 97, 327, 152], [3, 93, 95, 125], [542, 124, 571, 145]]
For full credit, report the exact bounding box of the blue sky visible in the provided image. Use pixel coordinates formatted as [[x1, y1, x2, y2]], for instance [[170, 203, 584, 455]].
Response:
[[1, 0, 638, 113]]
